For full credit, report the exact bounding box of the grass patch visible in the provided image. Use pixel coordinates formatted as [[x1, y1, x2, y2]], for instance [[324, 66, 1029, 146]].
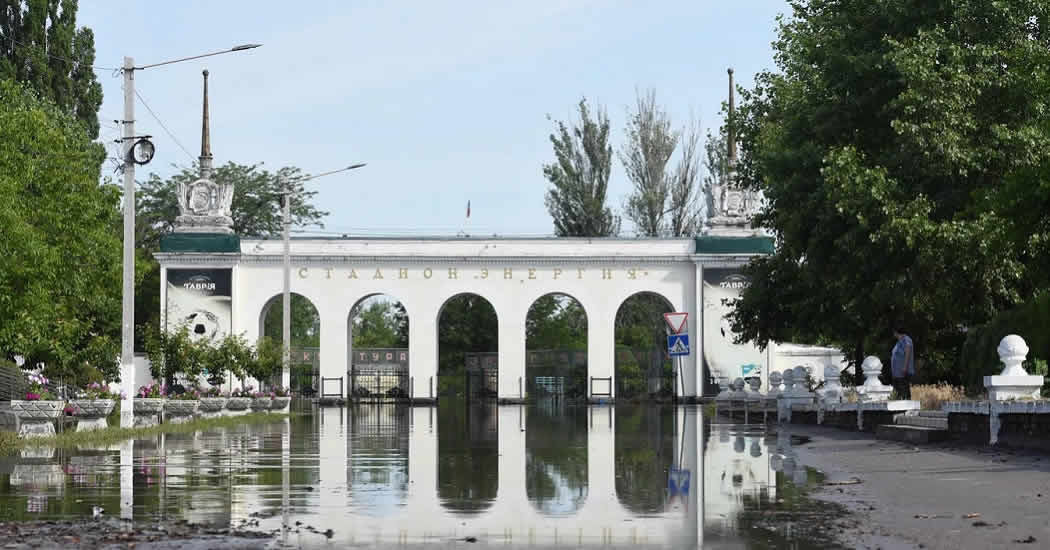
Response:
[[0, 412, 290, 455]]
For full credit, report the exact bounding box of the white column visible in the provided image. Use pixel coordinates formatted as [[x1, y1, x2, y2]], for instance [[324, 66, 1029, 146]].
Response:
[[319, 304, 349, 398], [409, 298, 439, 400], [587, 306, 616, 400], [586, 406, 616, 515], [498, 302, 526, 400]]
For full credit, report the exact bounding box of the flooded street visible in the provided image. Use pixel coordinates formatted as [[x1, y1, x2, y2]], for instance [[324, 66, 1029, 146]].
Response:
[[0, 401, 844, 548]]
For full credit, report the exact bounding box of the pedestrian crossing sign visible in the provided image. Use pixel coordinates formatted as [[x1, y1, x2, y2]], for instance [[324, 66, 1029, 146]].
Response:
[[667, 334, 690, 356]]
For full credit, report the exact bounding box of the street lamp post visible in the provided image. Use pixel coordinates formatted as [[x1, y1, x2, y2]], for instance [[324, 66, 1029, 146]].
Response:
[[119, 45, 260, 427], [280, 164, 366, 392]]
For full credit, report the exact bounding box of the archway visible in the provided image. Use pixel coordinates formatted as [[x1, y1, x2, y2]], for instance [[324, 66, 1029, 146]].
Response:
[[614, 292, 675, 400], [259, 293, 320, 393], [347, 294, 410, 400], [436, 293, 498, 400], [525, 293, 587, 401]]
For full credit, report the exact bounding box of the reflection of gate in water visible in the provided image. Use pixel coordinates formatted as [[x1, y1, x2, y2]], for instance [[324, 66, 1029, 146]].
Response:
[[351, 348, 409, 400], [349, 404, 409, 514], [526, 349, 587, 399], [464, 352, 498, 400]]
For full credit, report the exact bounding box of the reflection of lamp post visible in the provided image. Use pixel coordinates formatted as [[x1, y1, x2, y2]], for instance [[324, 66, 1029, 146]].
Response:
[[119, 45, 261, 427], [280, 164, 366, 391]]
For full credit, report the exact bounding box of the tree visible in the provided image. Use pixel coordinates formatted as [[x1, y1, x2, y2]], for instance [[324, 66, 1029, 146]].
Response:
[[0, 0, 103, 139], [135, 161, 329, 349], [262, 294, 320, 348], [667, 119, 702, 236], [621, 90, 676, 236], [727, 0, 1050, 382], [543, 98, 620, 237], [351, 299, 408, 348], [0, 79, 122, 381]]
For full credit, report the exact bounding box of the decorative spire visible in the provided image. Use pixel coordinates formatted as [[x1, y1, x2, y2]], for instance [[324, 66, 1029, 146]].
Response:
[[199, 69, 213, 179], [727, 67, 736, 165]]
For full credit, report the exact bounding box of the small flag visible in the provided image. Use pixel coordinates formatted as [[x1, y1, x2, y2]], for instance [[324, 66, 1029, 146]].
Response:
[[466, 200, 471, 218]]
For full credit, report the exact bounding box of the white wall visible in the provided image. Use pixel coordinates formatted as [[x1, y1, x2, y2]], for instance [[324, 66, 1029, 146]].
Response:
[[228, 238, 698, 400]]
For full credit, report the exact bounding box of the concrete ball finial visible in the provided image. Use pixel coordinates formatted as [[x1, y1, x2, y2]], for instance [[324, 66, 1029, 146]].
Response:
[[997, 334, 1030, 376]]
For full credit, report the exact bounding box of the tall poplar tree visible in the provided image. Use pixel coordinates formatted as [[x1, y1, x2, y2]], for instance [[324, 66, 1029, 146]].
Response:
[[0, 0, 103, 139], [543, 98, 620, 237]]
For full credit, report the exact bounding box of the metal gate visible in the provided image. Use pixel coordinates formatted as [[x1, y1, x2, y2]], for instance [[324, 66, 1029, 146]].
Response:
[[464, 352, 498, 400], [525, 349, 587, 400], [290, 347, 319, 396], [350, 348, 409, 400]]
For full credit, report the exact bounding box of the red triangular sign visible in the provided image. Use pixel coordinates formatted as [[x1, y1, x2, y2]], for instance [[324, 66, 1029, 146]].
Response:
[[663, 312, 688, 334]]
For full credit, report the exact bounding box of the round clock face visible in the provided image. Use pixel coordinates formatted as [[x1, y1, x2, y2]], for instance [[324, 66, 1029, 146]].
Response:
[[132, 138, 155, 164]]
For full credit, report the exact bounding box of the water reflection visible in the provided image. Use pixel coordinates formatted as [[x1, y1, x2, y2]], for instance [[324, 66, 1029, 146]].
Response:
[[614, 405, 675, 515], [437, 399, 498, 514], [0, 401, 841, 548], [348, 404, 408, 516], [525, 399, 587, 516]]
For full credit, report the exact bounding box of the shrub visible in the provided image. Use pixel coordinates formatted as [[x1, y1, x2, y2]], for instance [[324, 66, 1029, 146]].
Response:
[[911, 383, 968, 410]]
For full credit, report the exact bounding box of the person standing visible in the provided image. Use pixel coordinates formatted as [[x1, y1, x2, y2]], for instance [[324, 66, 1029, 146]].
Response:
[[891, 328, 915, 400]]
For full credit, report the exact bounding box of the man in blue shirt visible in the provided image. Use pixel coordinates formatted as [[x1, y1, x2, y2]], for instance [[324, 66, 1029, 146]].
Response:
[[891, 327, 915, 400]]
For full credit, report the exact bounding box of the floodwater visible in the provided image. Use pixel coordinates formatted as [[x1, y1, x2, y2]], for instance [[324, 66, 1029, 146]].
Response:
[[0, 400, 840, 548]]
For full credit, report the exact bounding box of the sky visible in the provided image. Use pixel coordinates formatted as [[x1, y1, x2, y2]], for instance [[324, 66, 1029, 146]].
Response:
[[79, 1, 788, 237]]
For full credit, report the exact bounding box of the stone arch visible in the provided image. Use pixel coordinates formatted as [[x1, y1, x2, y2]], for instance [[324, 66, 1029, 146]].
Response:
[[613, 291, 676, 400], [436, 292, 499, 400], [257, 292, 321, 391], [347, 292, 411, 399], [524, 291, 589, 400]]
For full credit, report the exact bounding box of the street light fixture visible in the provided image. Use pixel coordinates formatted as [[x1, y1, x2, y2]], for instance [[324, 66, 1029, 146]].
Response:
[[119, 44, 261, 427], [280, 164, 366, 392]]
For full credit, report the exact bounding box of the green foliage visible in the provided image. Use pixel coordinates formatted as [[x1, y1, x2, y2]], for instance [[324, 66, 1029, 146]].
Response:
[[0, 0, 103, 139], [0, 79, 121, 381], [543, 98, 620, 237], [958, 293, 1050, 390], [437, 295, 497, 396], [206, 333, 254, 385], [728, 0, 1050, 380], [620, 90, 703, 237], [350, 299, 408, 348], [143, 325, 204, 385], [262, 293, 320, 348], [526, 294, 586, 350], [247, 336, 283, 386]]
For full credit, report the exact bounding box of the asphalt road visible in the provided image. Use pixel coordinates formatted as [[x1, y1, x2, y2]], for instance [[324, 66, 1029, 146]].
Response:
[[787, 424, 1050, 550]]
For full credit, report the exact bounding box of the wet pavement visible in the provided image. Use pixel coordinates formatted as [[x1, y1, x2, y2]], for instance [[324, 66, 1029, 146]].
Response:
[[0, 400, 851, 548]]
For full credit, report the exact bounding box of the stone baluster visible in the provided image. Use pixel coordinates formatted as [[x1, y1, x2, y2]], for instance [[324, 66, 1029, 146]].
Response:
[[856, 356, 891, 402]]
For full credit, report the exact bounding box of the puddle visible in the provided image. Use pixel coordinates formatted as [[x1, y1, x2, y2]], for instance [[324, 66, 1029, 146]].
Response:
[[0, 401, 855, 548]]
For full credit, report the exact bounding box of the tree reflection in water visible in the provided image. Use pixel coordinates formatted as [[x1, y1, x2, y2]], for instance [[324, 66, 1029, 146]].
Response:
[[525, 399, 588, 515], [614, 404, 674, 515], [437, 399, 498, 514]]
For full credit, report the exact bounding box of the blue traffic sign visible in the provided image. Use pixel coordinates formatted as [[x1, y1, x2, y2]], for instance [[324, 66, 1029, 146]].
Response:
[[667, 334, 690, 356]]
